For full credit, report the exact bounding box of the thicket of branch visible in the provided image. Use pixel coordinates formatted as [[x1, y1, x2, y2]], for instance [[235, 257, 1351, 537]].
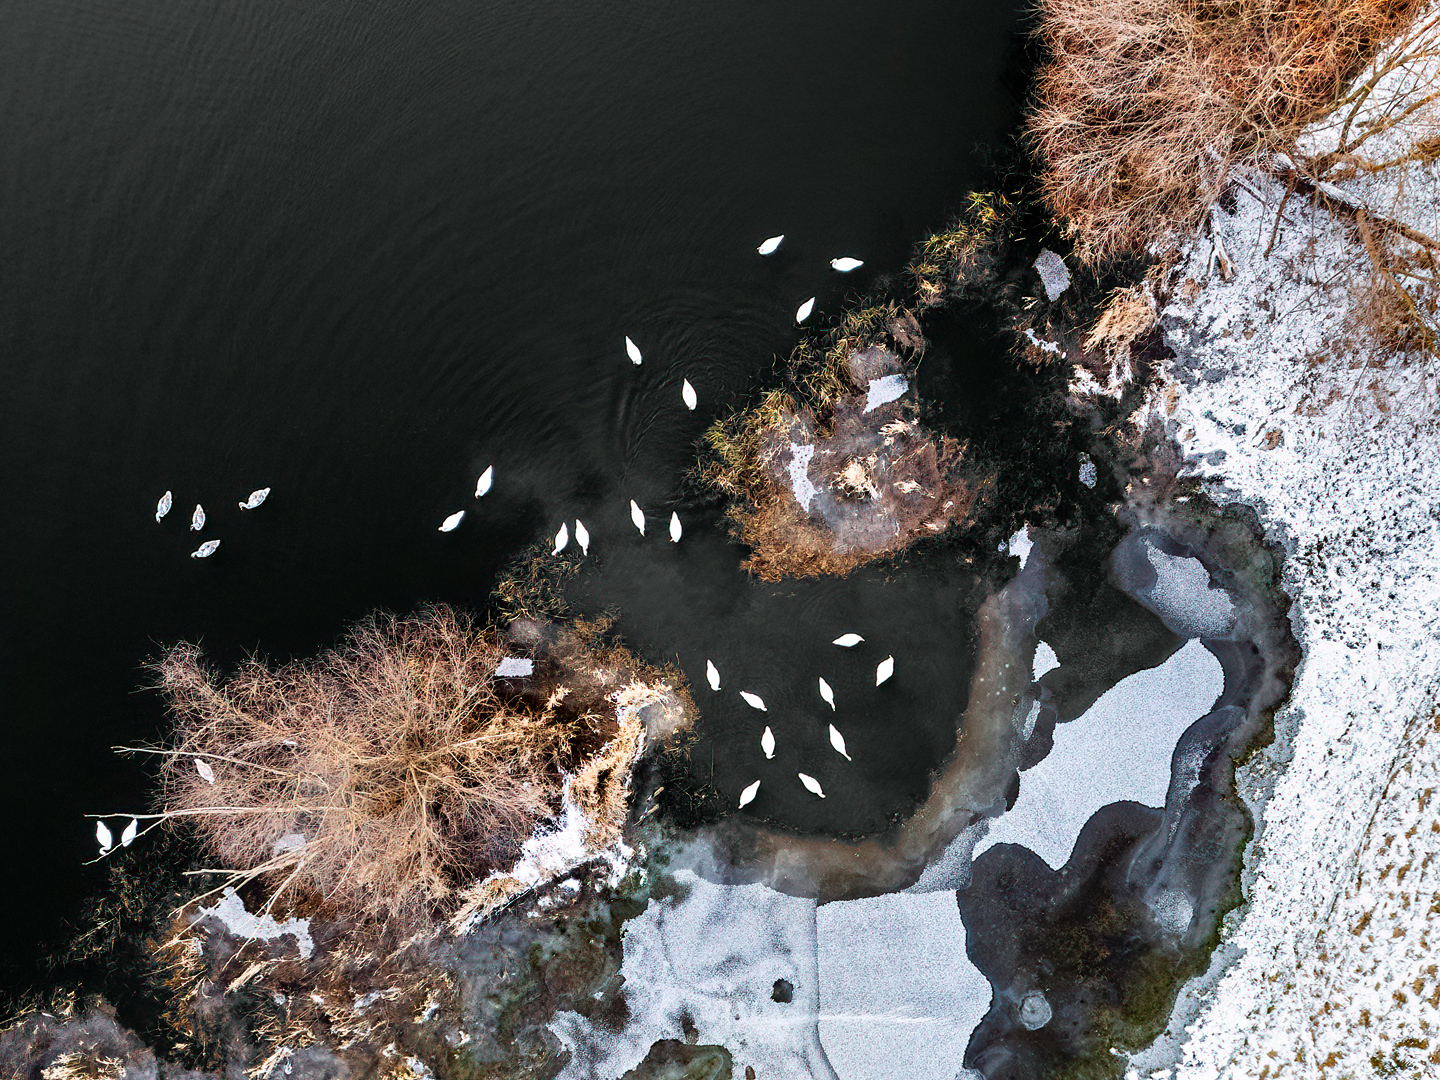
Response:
[[148, 607, 650, 930], [1031, 0, 1427, 263]]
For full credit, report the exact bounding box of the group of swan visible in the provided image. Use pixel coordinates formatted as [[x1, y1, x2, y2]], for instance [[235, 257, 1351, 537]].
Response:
[[707, 631, 893, 807], [753, 234, 865, 325], [156, 486, 269, 559], [96, 817, 139, 854]]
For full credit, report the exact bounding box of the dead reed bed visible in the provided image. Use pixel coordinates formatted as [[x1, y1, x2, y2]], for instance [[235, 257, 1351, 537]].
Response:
[[145, 607, 659, 930], [1031, 0, 1426, 263]]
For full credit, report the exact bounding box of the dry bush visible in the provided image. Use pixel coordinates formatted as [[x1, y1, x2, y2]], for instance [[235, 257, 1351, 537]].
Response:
[[146, 607, 654, 929], [1031, 0, 1426, 263]]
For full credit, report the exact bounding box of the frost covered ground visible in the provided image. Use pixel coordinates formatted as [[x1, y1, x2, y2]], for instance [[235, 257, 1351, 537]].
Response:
[[1126, 111, 1440, 1074]]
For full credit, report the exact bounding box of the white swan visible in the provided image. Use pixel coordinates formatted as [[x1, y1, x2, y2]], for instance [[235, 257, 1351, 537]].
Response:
[[190, 504, 205, 531], [830, 257, 864, 272], [682, 379, 698, 410], [669, 511, 682, 543], [706, 660, 721, 691], [796, 297, 815, 324], [439, 510, 465, 532], [195, 759, 215, 784], [575, 519, 590, 556], [191, 539, 220, 559], [818, 677, 835, 710], [757, 235, 784, 256], [553, 522, 569, 554], [476, 465, 494, 497], [876, 655, 894, 685], [761, 726, 776, 759], [740, 691, 767, 711], [155, 491, 172, 523], [238, 487, 270, 511], [832, 633, 864, 647], [625, 336, 643, 365], [630, 499, 645, 535], [96, 821, 113, 854], [798, 772, 826, 798], [120, 818, 138, 847], [738, 779, 761, 807], [829, 724, 852, 761]]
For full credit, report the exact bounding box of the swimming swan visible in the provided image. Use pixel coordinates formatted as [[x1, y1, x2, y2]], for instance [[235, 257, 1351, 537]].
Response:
[[238, 488, 270, 510], [625, 336, 642, 365], [706, 660, 721, 691], [830, 257, 864, 272], [740, 691, 767, 711], [832, 633, 864, 647], [828, 724, 851, 760], [818, 677, 835, 710], [761, 726, 776, 759], [155, 491, 172, 522], [669, 512, 682, 543], [757, 235, 784, 255], [553, 521, 569, 554], [630, 499, 645, 535], [738, 779, 761, 807], [796, 297, 815, 324], [191, 539, 220, 559], [475, 465, 494, 497], [798, 772, 826, 798], [439, 510, 465, 532], [876, 655, 894, 685], [190, 504, 205, 531], [682, 379, 698, 410], [575, 519, 590, 555]]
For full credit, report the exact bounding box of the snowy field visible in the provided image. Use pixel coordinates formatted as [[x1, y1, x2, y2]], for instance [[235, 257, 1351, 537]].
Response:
[[1127, 111, 1440, 1074]]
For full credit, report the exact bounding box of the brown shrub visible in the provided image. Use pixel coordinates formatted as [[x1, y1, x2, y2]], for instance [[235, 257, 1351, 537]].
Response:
[[149, 607, 655, 929], [1031, 0, 1426, 263]]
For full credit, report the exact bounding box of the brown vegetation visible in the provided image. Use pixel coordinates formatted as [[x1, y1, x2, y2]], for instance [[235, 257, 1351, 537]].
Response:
[[1031, 0, 1426, 264], [144, 607, 665, 930], [704, 333, 985, 581]]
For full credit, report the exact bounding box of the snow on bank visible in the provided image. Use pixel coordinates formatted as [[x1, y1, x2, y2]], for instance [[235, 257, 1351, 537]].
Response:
[[1130, 145, 1440, 1076]]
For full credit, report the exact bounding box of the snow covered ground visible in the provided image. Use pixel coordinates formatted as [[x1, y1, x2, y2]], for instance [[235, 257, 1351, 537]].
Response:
[[1127, 109, 1440, 1074]]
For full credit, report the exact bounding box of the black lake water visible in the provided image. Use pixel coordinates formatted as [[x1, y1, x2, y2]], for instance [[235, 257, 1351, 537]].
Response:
[[0, 0, 1028, 980]]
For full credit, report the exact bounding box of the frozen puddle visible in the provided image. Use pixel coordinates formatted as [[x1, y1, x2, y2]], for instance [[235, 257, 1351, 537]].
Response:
[[864, 374, 907, 413], [816, 891, 989, 1080], [550, 869, 832, 1080], [974, 638, 1223, 869]]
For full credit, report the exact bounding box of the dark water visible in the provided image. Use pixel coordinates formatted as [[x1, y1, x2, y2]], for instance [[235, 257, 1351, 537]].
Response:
[[0, 0, 1025, 980]]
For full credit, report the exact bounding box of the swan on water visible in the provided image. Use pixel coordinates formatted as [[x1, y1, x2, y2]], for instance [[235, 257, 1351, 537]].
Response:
[[876, 655, 894, 685], [740, 691, 767, 711], [195, 759, 215, 784], [96, 821, 113, 854], [238, 487, 270, 511], [832, 633, 864, 647], [625, 336, 643, 365], [818, 676, 835, 710], [669, 511, 682, 543], [439, 510, 465, 532], [798, 772, 826, 798], [190, 504, 205, 531], [761, 726, 776, 759], [738, 779, 761, 807], [475, 465, 494, 497], [120, 818, 138, 847], [630, 499, 646, 535], [829, 724, 852, 761], [706, 660, 721, 691], [830, 257, 864, 272], [757, 235, 784, 256], [682, 379, 698, 410], [575, 519, 590, 555], [796, 297, 815, 324], [553, 521, 569, 554], [191, 540, 221, 559], [155, 491, 172, 523]]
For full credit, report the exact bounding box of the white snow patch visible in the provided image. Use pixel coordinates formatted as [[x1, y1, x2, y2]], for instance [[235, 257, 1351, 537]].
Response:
[[864, 374, 908, 413], [195, 887, 315, 959], [974, 639, 1223, 869], [495, 657, 533, 677], [1007, 526, 1034, 569], [788, 442, 819, 511], [1023, 327, 1066, 358], [1034, 248, 1072, 301], [816, 890, 991, 1080], [1032, 641, 1060, 681], [1137, 540, 1237, 639], [550, 869, 831, 1080]]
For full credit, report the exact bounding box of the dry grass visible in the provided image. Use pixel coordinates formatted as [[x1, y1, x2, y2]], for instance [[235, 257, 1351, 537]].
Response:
[[907, 191, 1017, 306], [1031, 0, 1426, 264], [141, 607, 659, 930]]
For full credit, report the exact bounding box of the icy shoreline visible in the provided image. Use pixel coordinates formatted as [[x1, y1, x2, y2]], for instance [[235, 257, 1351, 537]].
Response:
[[1128, 159, 1440, 1077]]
